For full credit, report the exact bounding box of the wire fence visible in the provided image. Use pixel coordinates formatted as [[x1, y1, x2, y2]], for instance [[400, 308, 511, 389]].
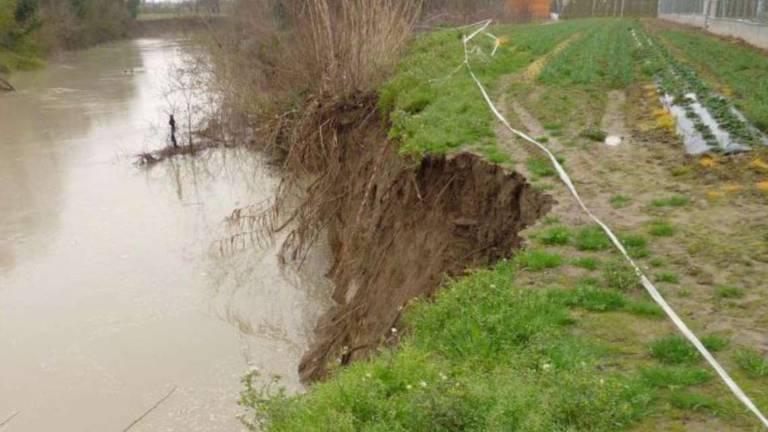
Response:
[[659, 0, 768, 23]]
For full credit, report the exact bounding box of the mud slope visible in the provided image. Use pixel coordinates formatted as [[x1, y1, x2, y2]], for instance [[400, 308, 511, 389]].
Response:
[[290, 99, 554, 382]]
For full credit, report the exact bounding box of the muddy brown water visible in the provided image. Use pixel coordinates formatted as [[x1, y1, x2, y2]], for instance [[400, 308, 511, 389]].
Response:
[[0, 39, 331, 431]]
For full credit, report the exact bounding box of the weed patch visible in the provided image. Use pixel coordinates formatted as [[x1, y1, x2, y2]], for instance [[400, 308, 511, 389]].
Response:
[[714, 284, 745, 299], [734, 348, 768, 378], [603, 260, 640, 291], [649, 334, 699, 365], [610, 194, 633, 209], [575, 226, 611, 251], [655, 272, 680, 284], [516, 250, 564, 271], [650, 195, 689, 208], [571, 257, 600, 271], [648, 219, 676, 237], [670, 392, 721, 413], [639, 366, 712, 388], [701, 334, 729, 352], [538, 226, 572, 246]]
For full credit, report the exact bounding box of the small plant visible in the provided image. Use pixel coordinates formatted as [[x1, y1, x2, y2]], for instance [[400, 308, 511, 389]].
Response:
[[639, 366, 712, 388], [571, 257, 600, 271], [603, 260, 640, 291], [701, 334, 729, 352], [649, 257, 665, 268], [714, 284, 745, 299], [538, 226, 571, 246], [610, 194, 632, 209], [656, 272, 680, 284], [650, 334, 699, 364], [648, 219, 676, 237], [670, 392, 720, 413], [621, 234, 650, 258], [650, 195, 690, 208], [566, 287, 626, 312], [575, 225, 611, 251], [734, 348, 768, 378], [516, 250, 564, 271], [527, 157, 556, 177], [625, 300, 663, 317], [581, 125, 608, 142], [677, 287, 692, 298]]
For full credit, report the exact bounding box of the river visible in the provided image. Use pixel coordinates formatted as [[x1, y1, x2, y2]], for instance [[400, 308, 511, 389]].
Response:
[[0, 39, 331, 431]]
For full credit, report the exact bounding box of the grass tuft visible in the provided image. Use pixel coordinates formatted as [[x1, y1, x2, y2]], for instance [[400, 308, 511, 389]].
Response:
[[648, 219, 676, 237], [603, 260, 640, 291], [575, 226, 611, 251], [650, 195, 690, 208], [669, 392, 720, 413], [571, 257, 600, 271], [734, 348, 768, 378], [655, 272, 680, 284], [516, 250, 564, 271], [700, 334, 729, 352], [639, 366, 712, 388], [610, 194, 632, 209], [649, 334, 699, 365], [538, 226, 572, 246], [714, 284, 745, 299]]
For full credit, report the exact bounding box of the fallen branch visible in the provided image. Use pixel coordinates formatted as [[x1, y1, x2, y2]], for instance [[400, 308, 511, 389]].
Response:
[[0, 411, 20, 428], [122, 386, 177, 432]]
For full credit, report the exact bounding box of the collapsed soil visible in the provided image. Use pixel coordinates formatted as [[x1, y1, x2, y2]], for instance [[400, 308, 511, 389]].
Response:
[[273, 98, 554, 382]]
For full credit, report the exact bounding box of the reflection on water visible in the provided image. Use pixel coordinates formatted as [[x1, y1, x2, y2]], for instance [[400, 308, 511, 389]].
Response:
[[0, 39, 331, 431]]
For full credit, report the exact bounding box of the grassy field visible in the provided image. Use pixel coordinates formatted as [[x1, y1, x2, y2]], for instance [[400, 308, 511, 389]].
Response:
[[241, 18, 768, 431]]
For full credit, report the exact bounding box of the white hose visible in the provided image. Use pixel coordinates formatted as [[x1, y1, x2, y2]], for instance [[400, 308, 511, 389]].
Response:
[[459, 20, 768, 429]]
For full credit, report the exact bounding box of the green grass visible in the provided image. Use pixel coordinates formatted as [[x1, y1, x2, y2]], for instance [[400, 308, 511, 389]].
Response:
[[603, 259, 640, 291], [650, 195, 690, 208], [240, 262, 657, 431], [714, 284, 745, 299], [655, 272, 680, 284], [538, 226, 572, 246], [648, 219, 676, 237], [648, 257, 665, 268], [380, 20, 591, 157], [649, 334, 699, 365], [571, 256, 600, 271], [516, 249, 564, 271], [624, 300, 663, 318], [639, 366, 712, 389], [659, 29, 768, 132], [527, 157, 556, 178], [700, 334, 729, 352], [669, 392, 721, 413], [575, 225, 611, 251], [734, 348, 768, 378], [610, 194, 633, 209]]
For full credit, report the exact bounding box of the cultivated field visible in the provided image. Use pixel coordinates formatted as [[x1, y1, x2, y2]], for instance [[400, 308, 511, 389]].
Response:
[[241, 18, 768, 431]]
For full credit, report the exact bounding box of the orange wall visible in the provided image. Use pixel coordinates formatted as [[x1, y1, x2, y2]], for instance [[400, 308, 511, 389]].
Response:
[[507, 0, 551, 19]]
